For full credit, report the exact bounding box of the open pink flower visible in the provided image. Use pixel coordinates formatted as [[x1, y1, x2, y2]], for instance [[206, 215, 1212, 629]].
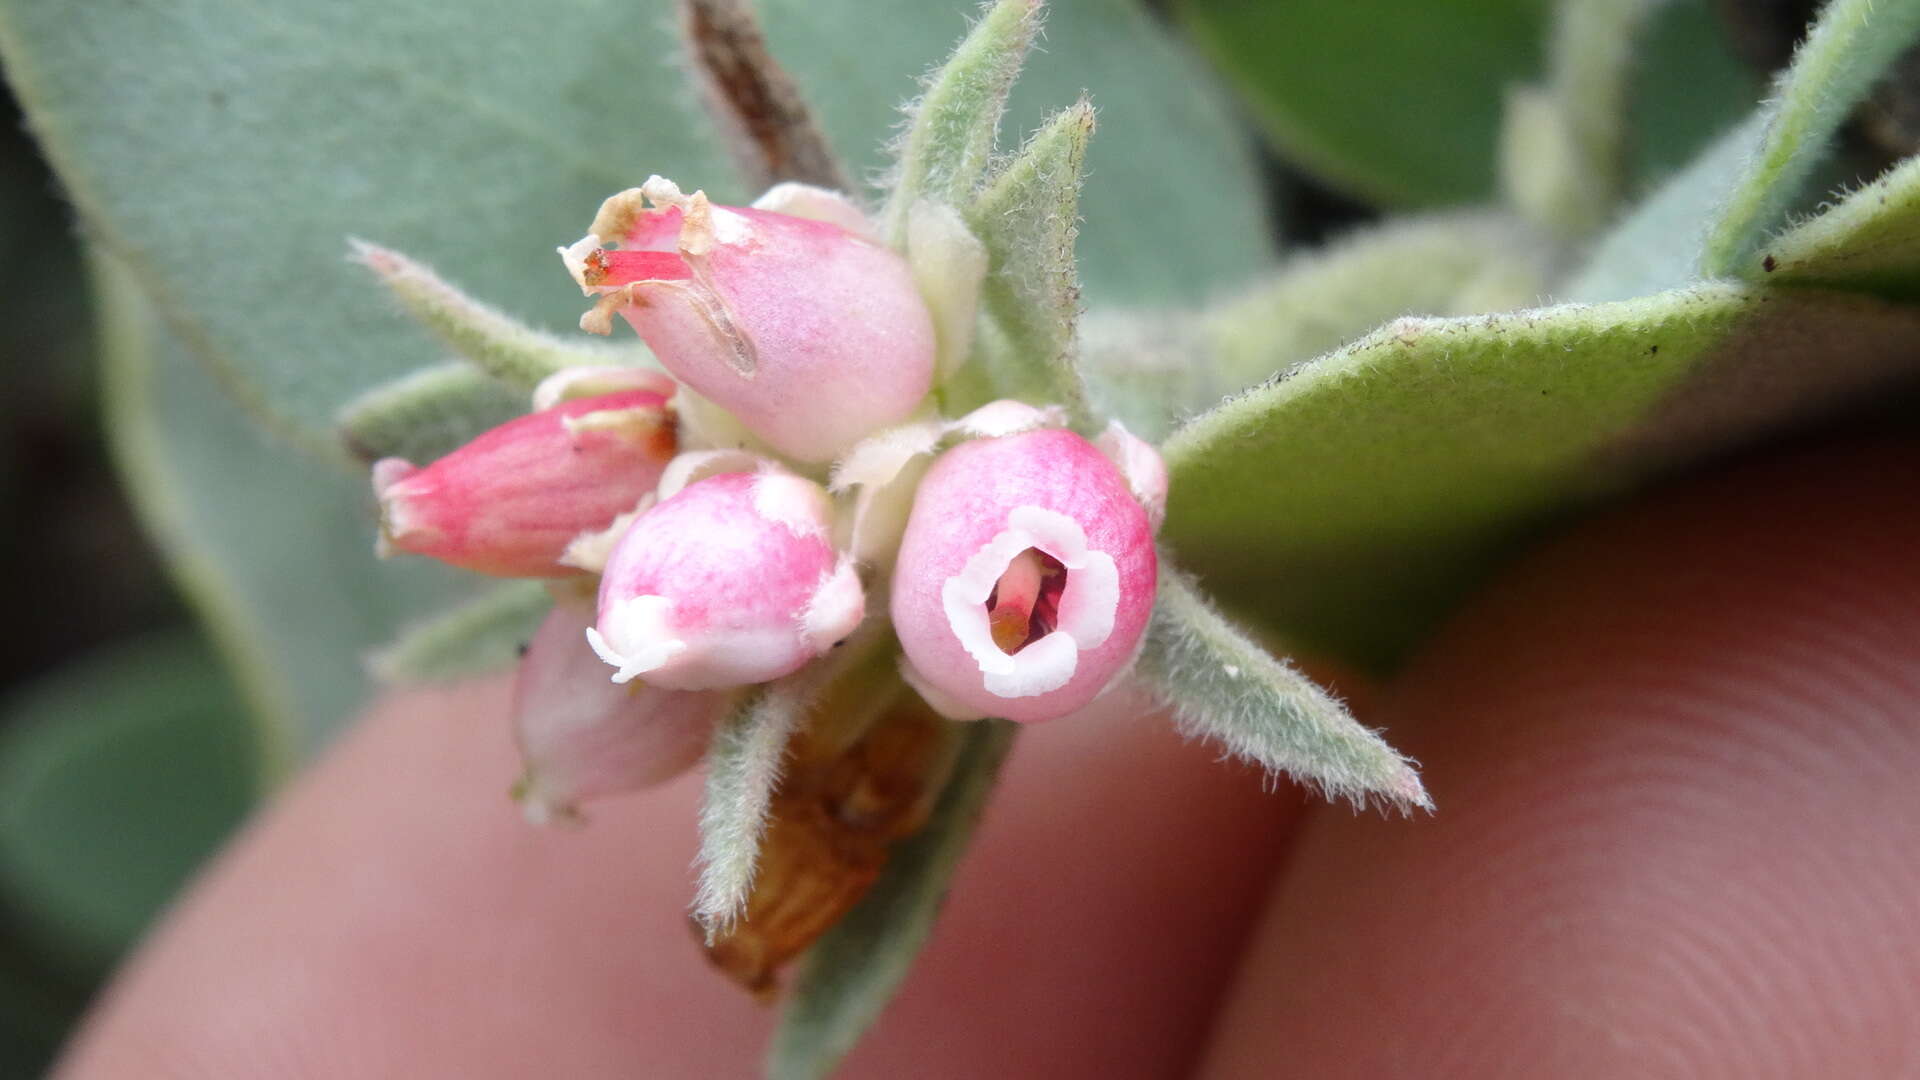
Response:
[[587, 469, 864, 690], [512, 593, 729, 825], [890, 425, 1160, 722], [373, 389, 675, 577], [561, 178, 936, 463]]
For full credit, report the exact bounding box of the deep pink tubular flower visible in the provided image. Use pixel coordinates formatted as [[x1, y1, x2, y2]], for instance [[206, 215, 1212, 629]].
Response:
[[512, 594, 728, 825], [562, 178, 936, 463], [374, 390, 677, 577], [890, 426, 1160, 722], [587, 469, 864, 690]]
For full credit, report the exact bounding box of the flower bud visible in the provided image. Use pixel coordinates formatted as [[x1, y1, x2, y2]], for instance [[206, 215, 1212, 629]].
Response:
[[511, 593, 729, 825], [374, 390, 676, 577], [890, 426, 1159, 722], [587, 469, 865, 690], [561, 177, 936, 463], [1093, 420, 1168, 532], [530, 365, 677, 411]]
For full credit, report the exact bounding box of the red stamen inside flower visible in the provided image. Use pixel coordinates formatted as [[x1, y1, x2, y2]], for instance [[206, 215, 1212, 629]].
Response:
[[593, 248, 695, 287], [984, 548, 1067, 654]]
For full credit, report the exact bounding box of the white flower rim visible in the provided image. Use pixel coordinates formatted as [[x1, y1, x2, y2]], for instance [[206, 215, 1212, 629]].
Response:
[[940, 505, 1118, 699], [586, 594, 685, 683]]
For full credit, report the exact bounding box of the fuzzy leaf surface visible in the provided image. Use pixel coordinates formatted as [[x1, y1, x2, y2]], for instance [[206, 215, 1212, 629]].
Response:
[[963, 102, 1094, 414], [349, 240, 638, 390], [695, 683, 808, 934], [879, 0, 1039, 242], [1139, 570, 1427, 811], [1755, 153, 1920, 301], [768, 720, 1016, 1080], [1082, 211, 1550, 438], [336, 363, 526, 465], [1700, 0, 1920, 276], [1161, 282, 1920, 667], [1565, 112, 1770, 303]]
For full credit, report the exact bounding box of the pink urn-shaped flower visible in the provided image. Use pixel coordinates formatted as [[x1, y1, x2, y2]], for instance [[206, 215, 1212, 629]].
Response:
[[373, 389, 675, 578], [890, 421, 1161, 723], [512, 593, 730, 825], [587, 468, 865, 690], [561, 178, 936, 463]]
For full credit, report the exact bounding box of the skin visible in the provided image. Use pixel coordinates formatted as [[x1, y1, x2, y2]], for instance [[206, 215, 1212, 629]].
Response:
[[54, 436, 1920, 1078]]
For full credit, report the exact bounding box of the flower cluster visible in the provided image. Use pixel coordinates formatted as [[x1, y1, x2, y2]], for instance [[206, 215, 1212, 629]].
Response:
[[373, 177, 1165, 823]]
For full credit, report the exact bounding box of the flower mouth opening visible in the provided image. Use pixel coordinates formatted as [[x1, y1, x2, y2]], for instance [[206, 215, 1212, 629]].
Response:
[[939, 506, 1121, 700], [985, 547, 1067, 655]]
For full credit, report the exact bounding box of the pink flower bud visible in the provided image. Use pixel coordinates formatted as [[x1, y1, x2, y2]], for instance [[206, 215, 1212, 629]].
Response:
[[373, 390, 675, 577], [561, 178, 936, 463], [1094, 420, 1169, 532], [890, 427, 1159, 722], [587, 469, 865, 690], [512, 593, 729, 825], [530, 365, 677, 411]]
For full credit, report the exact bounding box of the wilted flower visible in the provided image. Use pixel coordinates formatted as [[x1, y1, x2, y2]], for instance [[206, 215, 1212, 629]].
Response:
[[587, 468, 865, 690], [889, 422, 1162, 722], [560, 177, 936, 463], [373, 389, 675, 577]]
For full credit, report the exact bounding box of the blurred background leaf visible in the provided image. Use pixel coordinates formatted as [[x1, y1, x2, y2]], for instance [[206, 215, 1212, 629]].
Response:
[[0, 633, 256, 976], [1176, 0, 1551, 206], [0, 632, 256, 1076], [96, 254, 486, 774], [762, 0, 1271, 300], [1175, 0, 1753, 210]]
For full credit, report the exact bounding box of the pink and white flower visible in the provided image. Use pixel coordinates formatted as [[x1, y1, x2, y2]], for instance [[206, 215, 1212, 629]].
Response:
[[890, 424, 1160, 722], [512, 593, 730, 825], [373, 389, 675, 578], [587, 469, 865, 690], [561, 177, 936, 463]]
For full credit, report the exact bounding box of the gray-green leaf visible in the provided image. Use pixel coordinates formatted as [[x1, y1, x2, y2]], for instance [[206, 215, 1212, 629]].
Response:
[[1161, 281, 1920, 668], [1563, 111, 1771, 303], [336, 363, 526, 464], [350, 240, 638, 391], [768, 720, 1016, 1080], [1750, 152, 1920, 301], [760, 0, 1270, 305], [1139, 569, 1427, 811], [880, 0, 1040, 243], [961, 100, 1095, 417], [368, 580, 555, 685], [98, 254, 486, 770], [0, 0, 735, 439], [1700, 0, 1920, 276], [1082, 210, 1550, 439], [695, 682, 809, 934]]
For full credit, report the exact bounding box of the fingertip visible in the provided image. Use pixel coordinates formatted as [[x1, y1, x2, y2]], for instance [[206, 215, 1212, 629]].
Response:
[[57, 675, 1309, 1077], [1200, 438, 1920, 1078]]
